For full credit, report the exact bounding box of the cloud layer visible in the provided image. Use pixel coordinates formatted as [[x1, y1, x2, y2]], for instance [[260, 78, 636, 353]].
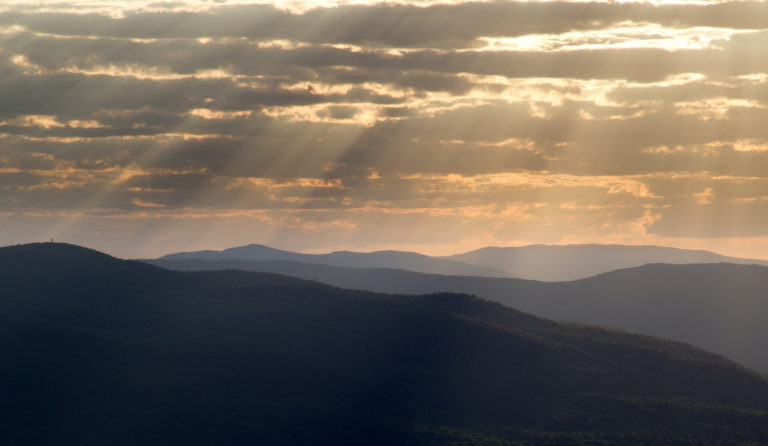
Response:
[[2, 0, 768, 257]]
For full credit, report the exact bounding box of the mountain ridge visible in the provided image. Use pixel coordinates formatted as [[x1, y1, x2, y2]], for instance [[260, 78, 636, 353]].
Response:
[[5, 242, 768, 444], [159, 243, 508, 277], [445, 243, 768, 281], [157, 242, 768, 281], [147, 256, 768, 372]]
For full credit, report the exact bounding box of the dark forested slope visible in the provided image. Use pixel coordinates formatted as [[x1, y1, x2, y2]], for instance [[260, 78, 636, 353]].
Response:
[[3, 243, 768, 445], [147, 257, 768, 373]]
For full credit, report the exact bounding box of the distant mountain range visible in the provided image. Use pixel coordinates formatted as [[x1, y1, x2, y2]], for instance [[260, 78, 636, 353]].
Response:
[[5, 243, 768, 445], [445, 244, 768, 281], [160, 243, 508, 277], [148, 258, 768, 372], [158, 243, 768, 281]]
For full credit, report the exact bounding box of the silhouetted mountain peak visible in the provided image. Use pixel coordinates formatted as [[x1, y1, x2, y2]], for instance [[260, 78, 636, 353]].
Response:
[[1, 242, 120, 268], [1, 242, 164, 290], [4, 241, 109, 256], [160, 243, 293, 260]]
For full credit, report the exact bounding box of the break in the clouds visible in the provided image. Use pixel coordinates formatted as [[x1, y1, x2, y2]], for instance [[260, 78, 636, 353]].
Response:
[[2, 0, 768, 258]]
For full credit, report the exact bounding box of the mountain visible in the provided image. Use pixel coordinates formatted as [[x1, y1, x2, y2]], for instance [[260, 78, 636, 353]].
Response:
[[159, 243, 768, 281], [148, 258, 768, 372], [159, 243, 507, 277], [5, 243, 768, 445], [445, 244, 768, 281]]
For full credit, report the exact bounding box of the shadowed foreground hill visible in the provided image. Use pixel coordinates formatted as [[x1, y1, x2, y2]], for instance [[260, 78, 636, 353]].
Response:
[[4, 244, 768, 445], [148, 258, 768, 373]]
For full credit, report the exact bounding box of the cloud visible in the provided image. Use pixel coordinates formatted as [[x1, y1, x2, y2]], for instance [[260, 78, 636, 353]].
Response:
[[650, 202, 768, 238], [3, 2, 768, 48], [2, 1, 768, 256]]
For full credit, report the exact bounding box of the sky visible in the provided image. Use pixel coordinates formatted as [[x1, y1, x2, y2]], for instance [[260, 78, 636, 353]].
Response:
[[2, 0, 768, 258]]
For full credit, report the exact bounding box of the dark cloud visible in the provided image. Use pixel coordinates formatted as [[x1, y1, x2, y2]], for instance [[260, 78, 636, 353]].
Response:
[[3, 2, 768, 48]]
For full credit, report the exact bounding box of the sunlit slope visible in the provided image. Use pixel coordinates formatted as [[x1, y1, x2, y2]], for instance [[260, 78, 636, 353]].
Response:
[[4, 243, 768, 445], [150, 257, 768, 372], [446, 244, 768, 281]]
